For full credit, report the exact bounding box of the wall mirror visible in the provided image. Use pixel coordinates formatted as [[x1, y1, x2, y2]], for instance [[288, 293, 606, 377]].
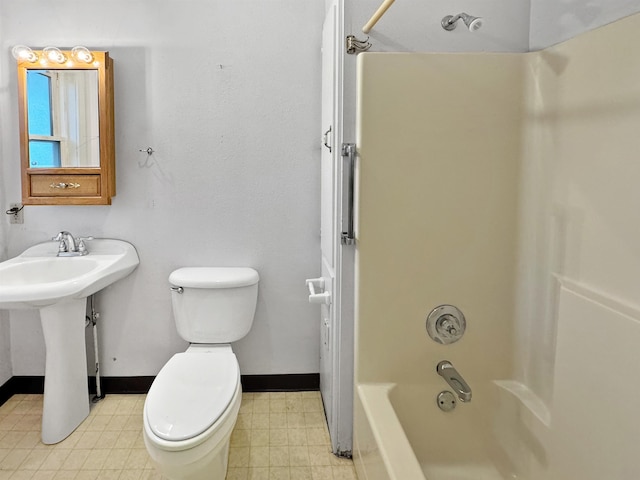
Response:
[[16, 49, 115, 205]]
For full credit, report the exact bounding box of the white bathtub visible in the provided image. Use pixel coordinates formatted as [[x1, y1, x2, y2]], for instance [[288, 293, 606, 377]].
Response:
[[353, 383, 522, 480]]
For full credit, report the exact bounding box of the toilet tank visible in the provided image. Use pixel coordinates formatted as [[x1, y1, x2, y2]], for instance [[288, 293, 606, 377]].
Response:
[[169, 267, 259, 343]]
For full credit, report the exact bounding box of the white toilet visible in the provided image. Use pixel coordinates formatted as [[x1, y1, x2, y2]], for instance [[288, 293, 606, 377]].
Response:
[[143, 267, 259, 480]]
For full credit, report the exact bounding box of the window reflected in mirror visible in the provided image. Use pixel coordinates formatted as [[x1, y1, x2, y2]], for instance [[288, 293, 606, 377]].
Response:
[[26, 70, 99, 168]]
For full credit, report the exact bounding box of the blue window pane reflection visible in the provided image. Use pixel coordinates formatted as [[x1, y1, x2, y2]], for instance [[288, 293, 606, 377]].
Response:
[[29, 140, 61, 167], [27, 72, 53, 136]]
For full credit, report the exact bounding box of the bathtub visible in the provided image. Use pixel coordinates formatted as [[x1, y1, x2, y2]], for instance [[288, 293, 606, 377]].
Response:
[[353, 383, 523, 480]]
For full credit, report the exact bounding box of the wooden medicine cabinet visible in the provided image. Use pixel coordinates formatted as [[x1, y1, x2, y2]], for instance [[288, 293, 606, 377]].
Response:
[[16, 49, 115, 205]]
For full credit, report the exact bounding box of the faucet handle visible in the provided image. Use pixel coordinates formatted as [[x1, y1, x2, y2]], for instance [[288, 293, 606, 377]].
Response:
[[56, 240, 68, 253], [51, 232, 68, 252], [77, 236, 94, 254]]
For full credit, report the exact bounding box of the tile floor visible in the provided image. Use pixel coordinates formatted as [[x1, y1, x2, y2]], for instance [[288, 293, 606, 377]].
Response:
[[0, 392, 356, 480]]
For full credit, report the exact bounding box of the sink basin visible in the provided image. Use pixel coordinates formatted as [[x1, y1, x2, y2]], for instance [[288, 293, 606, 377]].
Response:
[[0, 239, 139, 309], [0, 258, 99, 285], [0, 238, 139, 444]]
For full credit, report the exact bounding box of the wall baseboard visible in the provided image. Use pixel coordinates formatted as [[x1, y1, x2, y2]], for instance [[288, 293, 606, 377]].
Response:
[[89, 376, 155, 394], [0, 373, 319, 406], [241, 374, 320, 392], [0, 377, 23, 405]]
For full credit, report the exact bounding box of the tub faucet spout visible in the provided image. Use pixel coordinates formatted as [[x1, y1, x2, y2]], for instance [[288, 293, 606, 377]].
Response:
[[436, 360, 472, 402]]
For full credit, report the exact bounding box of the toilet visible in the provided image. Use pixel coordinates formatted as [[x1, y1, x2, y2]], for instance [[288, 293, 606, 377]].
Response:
[[143, 267, 259, 480]]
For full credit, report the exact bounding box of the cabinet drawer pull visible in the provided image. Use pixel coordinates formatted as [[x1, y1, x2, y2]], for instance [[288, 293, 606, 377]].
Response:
[[50, 182, 81, 189]]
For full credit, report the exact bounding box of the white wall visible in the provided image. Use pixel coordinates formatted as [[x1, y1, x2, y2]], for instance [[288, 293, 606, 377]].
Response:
[[0, 0, 324, 377], [0, 4, 11, 387], [530, 0, 640, 49], [348, 0, 530, 53], [344, 0, 640, 53]]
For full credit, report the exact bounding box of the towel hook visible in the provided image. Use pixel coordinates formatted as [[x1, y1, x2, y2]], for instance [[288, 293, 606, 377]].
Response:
[[138, 146, 155, 168], [139, 147, 154, 155]]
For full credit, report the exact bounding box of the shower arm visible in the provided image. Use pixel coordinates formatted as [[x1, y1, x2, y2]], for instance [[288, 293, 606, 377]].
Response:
[[442, 13, 465, 29]]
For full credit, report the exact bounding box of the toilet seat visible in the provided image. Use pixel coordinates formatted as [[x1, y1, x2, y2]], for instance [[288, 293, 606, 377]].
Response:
[[145, 348, 239, 442]]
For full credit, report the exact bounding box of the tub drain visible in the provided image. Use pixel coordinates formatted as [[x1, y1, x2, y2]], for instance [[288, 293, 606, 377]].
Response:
[[437, 391, 457, 412]]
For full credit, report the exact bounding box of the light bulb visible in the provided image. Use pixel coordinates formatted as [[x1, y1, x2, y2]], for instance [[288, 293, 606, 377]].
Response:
[[43, 46, 67, 64], [11, 45, 38, 63], [71, 46, 93, 63]]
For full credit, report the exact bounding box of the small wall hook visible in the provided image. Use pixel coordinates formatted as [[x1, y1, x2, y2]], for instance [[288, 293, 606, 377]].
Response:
[[138, 147, 155, 168], [346, 35, 372, 55]]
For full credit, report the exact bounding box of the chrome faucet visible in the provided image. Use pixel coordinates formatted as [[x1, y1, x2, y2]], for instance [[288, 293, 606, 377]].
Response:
[[53, 231, 92, 256], [436, 360, 472, 402]]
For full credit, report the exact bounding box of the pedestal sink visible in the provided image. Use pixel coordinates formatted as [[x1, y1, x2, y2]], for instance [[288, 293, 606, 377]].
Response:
[[0, 238, 139, 443]]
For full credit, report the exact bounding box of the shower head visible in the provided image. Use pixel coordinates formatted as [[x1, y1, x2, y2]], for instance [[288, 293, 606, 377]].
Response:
[[463, 14, 483, 31], [441, 13, 484, 32]]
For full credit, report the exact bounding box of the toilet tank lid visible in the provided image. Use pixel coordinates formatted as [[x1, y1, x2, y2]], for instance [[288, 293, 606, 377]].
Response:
[[169, 267, 259, 288]]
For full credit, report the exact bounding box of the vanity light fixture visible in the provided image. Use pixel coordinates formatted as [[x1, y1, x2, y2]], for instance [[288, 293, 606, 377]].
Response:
[[11, 45, 94, 64], [11, 45, 38, 62]]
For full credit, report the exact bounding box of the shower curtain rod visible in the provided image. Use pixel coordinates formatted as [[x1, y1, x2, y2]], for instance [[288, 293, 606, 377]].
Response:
[[362, 0, 395, 33]]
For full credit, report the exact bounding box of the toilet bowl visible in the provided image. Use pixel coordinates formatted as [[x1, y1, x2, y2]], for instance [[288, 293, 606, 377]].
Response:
[[142, 267, 259, 480], [143, 345, 242, 479]]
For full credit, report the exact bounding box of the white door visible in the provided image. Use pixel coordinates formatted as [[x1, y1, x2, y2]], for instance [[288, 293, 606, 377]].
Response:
[[319, 0, 353, 456]]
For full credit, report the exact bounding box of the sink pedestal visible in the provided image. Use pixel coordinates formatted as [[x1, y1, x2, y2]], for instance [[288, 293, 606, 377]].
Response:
[[40, 298, 90, 444]]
